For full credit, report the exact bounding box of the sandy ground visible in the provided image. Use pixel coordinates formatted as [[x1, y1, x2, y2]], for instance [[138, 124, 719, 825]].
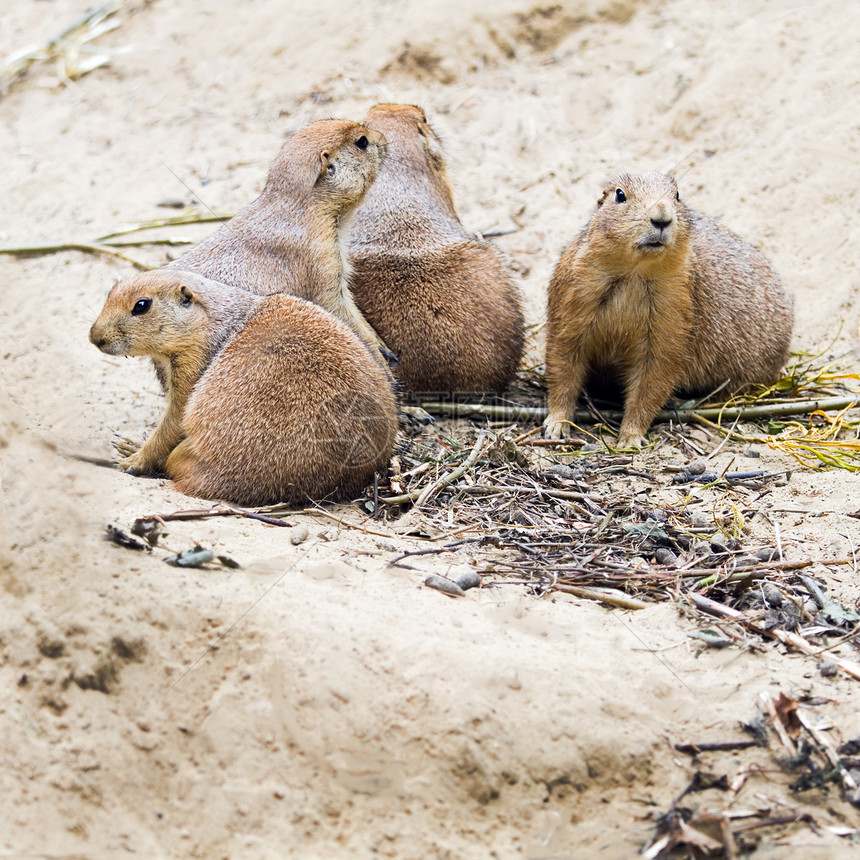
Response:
[[2, 0, 860, 857]]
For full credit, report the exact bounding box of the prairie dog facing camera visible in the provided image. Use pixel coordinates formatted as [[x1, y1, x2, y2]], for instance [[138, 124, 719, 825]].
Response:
[[544, 171, 793, 447]]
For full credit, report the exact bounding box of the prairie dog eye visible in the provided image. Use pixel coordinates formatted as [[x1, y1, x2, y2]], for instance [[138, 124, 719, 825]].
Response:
[[615, 188, 627, 203], [355, 135, 369, 150], [676, 191, 680, 201], [131, 298, 152, 316]]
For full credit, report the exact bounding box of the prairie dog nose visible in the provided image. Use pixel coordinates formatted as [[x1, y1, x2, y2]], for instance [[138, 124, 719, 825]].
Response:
[[89, 322, 105, 348]]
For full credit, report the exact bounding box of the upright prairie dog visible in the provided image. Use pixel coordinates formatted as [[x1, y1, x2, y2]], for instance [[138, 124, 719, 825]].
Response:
[[166, 119, 389, 363], [89, 271, 397, 505], [544, 172, 794, 447], [347, 103, 525, 394]]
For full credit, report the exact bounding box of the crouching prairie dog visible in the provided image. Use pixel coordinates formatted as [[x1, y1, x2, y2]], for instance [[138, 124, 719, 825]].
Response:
[[89, 271, 397, 505], [544, 172, 793, 448], [347, 103, 525, 394], [166, 119, 391, 365]]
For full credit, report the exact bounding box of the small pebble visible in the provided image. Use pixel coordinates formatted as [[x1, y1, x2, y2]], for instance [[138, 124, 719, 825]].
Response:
[[692, 514, 711, 529], [164, 546, 214, 568], [289, 524, 310, 546], [546, 464, 585, 481], [688, 629, 733, 648], [105, 524, 148, 552], [744, 448, 761, 458], [157, 197, 187, 209], [755, 547, 780, 562], [654, 548, 678, 565], [424, 575, 465, 597], [838, 736, 860, 756], [686, 460, 706, 475], [131, 518, 164, 547], [456, 571, 482, 591], [693, 541, 712, 556], [819, 660, 838, 678], [581, 443, 602, 452], [761, 582, 783, 606], [709, 535, 728, 552]]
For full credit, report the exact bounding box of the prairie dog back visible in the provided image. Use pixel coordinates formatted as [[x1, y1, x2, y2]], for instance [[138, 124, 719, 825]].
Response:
[[348, 103, 525, 394], [167, 294, 398, 506]]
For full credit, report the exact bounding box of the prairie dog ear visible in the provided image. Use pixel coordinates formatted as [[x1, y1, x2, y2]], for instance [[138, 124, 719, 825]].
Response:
[[319, 150, 332, 177], [179, 284, 195, 305], [425, 129, 445, 169]]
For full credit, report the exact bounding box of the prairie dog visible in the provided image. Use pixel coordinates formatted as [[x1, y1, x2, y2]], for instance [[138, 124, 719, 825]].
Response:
[[166, 119, 390, 363], [89, 271, 397, 505], [544, 172, 793, 447], [348, 103, 524, 394]]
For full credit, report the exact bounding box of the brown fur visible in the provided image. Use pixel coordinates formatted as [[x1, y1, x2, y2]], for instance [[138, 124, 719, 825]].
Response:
[[544, 172, 794, 447], [89, 271, 397, 505], [348, 103, 525, 394], [165, 119, 389, 361]]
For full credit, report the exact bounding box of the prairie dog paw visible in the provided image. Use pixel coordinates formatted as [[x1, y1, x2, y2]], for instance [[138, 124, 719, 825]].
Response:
[[543, 415, 571, 440], [112, 434, 142, 458], [616, 432, 648, 450], [116, 450, 160, 476]]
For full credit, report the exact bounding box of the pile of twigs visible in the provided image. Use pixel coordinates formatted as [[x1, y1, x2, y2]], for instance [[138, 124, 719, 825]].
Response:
[[372, 403, 860, 678], [378, 355, 860, 603], [380, 424, 815, 595]]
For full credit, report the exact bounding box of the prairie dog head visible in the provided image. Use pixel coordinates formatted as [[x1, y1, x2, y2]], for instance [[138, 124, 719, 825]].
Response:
[[266, 119, 386, 209], [592, 172, 691, 268], [363, 103, 454, 209], [89, 271, 211, 359]]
